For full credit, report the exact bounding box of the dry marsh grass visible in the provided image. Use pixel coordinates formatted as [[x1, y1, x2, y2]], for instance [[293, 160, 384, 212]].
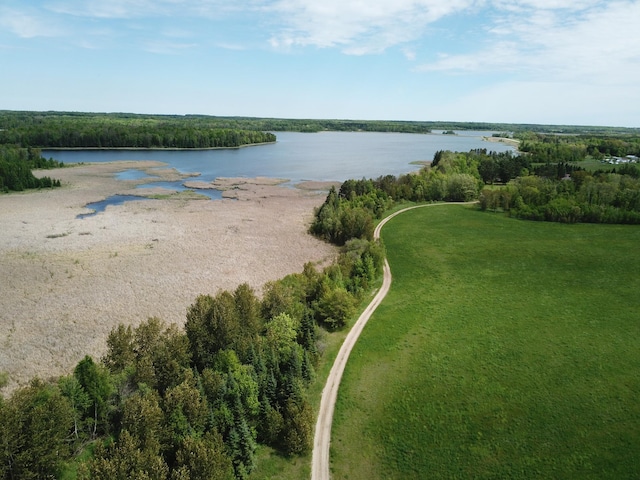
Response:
[[0, 162, 336, 394]]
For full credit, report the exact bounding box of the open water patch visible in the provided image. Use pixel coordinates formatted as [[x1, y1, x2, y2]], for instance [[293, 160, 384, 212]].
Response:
[[77, 195, 151, 219], [136, 181, 223, 200], [116, 169, 158, 181]]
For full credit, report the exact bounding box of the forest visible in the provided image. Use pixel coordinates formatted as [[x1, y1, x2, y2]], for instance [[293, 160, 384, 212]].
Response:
[[0, 146, 62, 192], [0, 238, 384, 479], [2, 111, 640, 140], [310, 134, 640, 244], [2, 112, 640, 478], [516, 131, 640, 160], [0, 112, 276, 149]]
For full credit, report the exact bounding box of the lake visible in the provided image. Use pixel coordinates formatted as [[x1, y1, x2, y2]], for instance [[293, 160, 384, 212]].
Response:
[[45, 131, 513, 184]]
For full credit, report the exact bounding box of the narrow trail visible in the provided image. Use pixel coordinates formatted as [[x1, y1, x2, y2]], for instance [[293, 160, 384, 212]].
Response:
[[311, 203, 470, 480]]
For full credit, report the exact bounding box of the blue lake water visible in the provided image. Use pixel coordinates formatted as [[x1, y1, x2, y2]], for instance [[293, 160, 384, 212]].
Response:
[[137, 181, 223, 200], [115, 169, 158, 181], [77, 195, 151, 219], [45, 131, 513, 184]]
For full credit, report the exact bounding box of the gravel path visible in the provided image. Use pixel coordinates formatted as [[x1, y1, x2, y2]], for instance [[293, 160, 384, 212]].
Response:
[[311, 203, 473, 480]]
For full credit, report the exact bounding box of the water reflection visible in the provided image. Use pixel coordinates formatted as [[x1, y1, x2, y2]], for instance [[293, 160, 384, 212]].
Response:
[[136, 181, 223, 200], [77, 195, 152, 219]]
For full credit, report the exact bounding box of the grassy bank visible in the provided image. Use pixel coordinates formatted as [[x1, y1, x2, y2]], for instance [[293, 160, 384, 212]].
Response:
[[332, 204, 640, 479]]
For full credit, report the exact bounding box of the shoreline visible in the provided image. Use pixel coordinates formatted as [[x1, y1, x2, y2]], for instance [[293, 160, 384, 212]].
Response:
[[482, 136, 521, 148], [41, 140, 277, 152], [0, 161, 336, 395]]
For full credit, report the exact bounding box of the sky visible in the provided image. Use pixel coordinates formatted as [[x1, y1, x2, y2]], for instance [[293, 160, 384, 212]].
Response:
[[1, 0, 639, 127]]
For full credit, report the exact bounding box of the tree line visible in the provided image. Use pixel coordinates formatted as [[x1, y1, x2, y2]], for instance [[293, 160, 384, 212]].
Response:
[[310, 143, 640, 245], [0, 146, 62, 192], [310, 149, 528, 245], [0, 124, 276, 149], [479, 164, 640, 223], [0, 237, 385, 479], [517, 132, 640, 161], [3, 111, 640, 138]]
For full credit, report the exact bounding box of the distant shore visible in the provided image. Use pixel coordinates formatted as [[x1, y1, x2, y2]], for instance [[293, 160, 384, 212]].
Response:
[[483, 136, 521, 149], [0, 161, 335, 394], [42, 141, 277, 151]]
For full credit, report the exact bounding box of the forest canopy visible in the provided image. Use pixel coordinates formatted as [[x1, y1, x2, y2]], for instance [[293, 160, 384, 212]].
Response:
[[0, 236, 385, 479], [0, 146, 62, 192], [0, 111, 276, 149], [2, 111, 639, 143]]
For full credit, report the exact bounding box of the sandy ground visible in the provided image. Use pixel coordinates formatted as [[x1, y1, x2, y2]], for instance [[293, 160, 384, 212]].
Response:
[[483, 136, 521, 149], [0, 162, 337, 394]]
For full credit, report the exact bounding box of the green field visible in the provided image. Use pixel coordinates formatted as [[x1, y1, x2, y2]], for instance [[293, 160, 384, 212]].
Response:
[[331, 205, 640, 479]]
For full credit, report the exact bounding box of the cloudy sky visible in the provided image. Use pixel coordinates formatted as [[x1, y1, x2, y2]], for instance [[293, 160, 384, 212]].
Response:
[[1, 0, 638, 127]]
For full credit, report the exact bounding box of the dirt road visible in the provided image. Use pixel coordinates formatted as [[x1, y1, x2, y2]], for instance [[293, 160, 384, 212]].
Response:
[[311, 203, 471, 480]]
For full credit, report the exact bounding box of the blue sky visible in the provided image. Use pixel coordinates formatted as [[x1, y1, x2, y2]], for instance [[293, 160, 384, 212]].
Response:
[[1, 0, 639, 127]]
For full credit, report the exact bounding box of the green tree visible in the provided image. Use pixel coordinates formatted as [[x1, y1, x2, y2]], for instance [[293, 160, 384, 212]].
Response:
[[83, 430, 169, 480], [233, 283, 264, 362], [102, 324, 135, 374], [314, 281, 356, 330], [0, 379, 74, 480], [74, 356, 114, 437], [59, 375, 91, 440], [171, 431, 234, 480], [280, 398, 314, 455], [121, 387, 164, 453], [163, 370, 208, 447], [185, 292, 240, 371], [265, 313, 298, 359]]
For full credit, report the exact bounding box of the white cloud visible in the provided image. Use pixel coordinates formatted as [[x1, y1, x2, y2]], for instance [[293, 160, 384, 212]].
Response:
[[417, 41, 521, 73], [266, 0, 477, 53], [418, 1, 640, 85], [45, 0, 249, 19], [0, 7, 64, 38]]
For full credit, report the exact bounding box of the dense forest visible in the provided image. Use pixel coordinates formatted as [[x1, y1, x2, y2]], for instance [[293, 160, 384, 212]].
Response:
[[2, 111, 640, 140], [0, 112, 276, 149], [516, 131, 640, 161], [0, 146, 62, 192], [0, 238, 384, 479], [310, 137, 640, 244]]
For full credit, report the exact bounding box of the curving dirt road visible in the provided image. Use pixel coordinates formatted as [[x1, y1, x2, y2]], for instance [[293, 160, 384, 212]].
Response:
[[311, 203, 474, 480]]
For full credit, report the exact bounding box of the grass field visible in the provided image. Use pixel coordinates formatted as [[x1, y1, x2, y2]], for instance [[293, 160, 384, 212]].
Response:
[[331, 205, 640, 479]]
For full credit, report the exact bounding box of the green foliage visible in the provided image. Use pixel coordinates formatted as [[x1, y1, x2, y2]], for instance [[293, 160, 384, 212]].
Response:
[[59, 375, 91, 440], [5, 111, 639, 138], [518, 131, 640, 160], [172, 431, 234, 480], [163, 371, 209, 448], [0, 112, 276, 149], [185, 292, 241, 371], [314, 282, 356, 330], [0, 199, 387, 480], [265, 313, 299, 358], [83, 430, 169, 480], [310, 150, 510, 246], [0, 145, 62, 192], [280, 398, 314, 456], [102, 324, 135, 374], [481, 169, 640, 224], [74, 356, 114, 438], [0, 379, 74, 479], [333, 205, 640, 479], [121, 388, 164, 452]]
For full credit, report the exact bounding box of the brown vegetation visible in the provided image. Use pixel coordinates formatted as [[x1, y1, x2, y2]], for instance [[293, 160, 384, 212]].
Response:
[[0, 162, 335, 394]]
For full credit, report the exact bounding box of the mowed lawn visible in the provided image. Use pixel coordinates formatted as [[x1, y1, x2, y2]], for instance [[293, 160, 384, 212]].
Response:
[[331, 205, 640, 479]]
